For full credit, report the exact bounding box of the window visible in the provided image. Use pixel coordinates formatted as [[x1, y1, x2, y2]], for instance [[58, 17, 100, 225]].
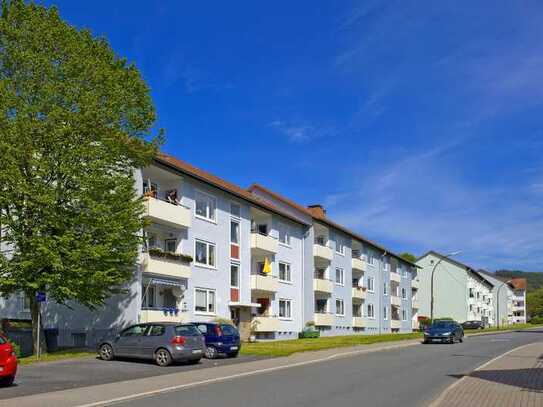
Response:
[[469, 288, 474, 298], [230, 220, 240, 244], [195, 191, 216, 222], [142, 284, 156, 308], [121, 325, 147, 337], [402, 309, 407, 321], [336, 299, 345, 316], [278, 223, 290, 246], [279, 299, 292, 319], [353, 303, 362, 317], [383, 282, 388, 296], [476, 291, 480, 299], [367, 303, 375, 318], [230, 202, 241, 218], [335, 239, 345, 255], [401, 288, 407, 299], [195, 288, 216, 314], [383, 262, 390, 271], [315, 299, 328, 313], [175, 325, 202, 336], [335, 268, 344, 285], [195, 239, 216, 267], [221, 324, 238, 335], [469, 304, 473, 312], [367, 277, 375, 292], [230, 263, 240, 288], [148, 325, 165, 336], [279, 262, 292, 282], [143, 180, 158, 197], [383, 306, 388, 320], [165, 238, 177, 253]]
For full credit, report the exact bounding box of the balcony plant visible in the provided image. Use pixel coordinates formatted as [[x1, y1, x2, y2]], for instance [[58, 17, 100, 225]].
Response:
[[148, 248, 193, 263]]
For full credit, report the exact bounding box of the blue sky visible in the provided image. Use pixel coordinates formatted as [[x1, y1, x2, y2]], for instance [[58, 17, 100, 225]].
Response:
[[42, 1, 543, 271]]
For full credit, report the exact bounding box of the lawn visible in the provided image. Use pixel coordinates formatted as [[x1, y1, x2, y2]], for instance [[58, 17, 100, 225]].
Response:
[[464, 323, 542, 335], [240, 332, 423, 357], [19, 348, 96, 366]]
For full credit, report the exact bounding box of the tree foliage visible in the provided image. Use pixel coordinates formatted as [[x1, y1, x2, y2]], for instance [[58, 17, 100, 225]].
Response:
[[0, 0, 162, 352], [527, 287, 543, 319], [400, 252, 417, 263]]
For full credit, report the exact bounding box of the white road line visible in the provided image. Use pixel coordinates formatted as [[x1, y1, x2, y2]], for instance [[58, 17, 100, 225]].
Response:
[[427, 342, 535, 407], [75, 341, 419, 407]]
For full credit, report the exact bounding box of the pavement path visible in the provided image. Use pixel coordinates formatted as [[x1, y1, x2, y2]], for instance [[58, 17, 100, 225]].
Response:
[[2, 329, 542, 407]]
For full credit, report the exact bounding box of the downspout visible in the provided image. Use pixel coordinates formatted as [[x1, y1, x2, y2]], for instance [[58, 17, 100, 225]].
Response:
[[379, 250, 387, 335]]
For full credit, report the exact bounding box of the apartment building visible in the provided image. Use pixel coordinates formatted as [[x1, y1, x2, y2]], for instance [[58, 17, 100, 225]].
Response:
[[478, 272, 527, 326], [416, 251, 494, 325], [510, 279, 527, 323], [0, 152, 418, 347]]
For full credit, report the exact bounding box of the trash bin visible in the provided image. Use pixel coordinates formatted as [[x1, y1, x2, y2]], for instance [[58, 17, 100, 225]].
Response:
[[44, 328, 59, 352]]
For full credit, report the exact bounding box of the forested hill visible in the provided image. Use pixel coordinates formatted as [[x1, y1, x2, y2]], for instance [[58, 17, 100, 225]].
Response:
[[495, 270, 543, 292]]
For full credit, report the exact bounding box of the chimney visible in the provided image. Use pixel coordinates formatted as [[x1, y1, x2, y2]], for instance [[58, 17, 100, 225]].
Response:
[[307, 204, 326, 218]]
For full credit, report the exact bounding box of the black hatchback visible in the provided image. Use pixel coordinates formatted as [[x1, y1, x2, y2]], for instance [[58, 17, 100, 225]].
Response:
[[462, 320, 485, 330]]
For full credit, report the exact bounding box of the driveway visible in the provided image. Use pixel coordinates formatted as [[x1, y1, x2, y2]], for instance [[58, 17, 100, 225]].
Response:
[[0, 353, 263, 400]]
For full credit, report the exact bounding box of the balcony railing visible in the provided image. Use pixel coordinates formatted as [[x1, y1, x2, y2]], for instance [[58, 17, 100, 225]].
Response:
[[250, 232, 278, 255], [252, 316, 280, 332], [314, 312, 334, 326], [390, 295, 402, 307], [411, 279, 419, 289], [139, 309, 187, 323], [412, 299, 420, 309], [352, 286, 367, 301], [250, 274, 279, 292], [144, 196, 191, 229], [352, 257, 367, 272], [144, 252, 191, 279], [313, 278, 334, 294], [313, 244, 333, 262], [390, 319, 401, 329], [352, 316, 364, 328], [389, 272, 401, 283]]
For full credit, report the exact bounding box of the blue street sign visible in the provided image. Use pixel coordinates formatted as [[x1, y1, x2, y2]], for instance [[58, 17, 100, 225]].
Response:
[[36, 292, 46, 302]]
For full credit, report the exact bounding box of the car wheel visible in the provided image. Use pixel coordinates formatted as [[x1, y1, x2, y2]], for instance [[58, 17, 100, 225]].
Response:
[[155, 348, 172, 367], [99, 344, 114, 361], [459, 335, 464, 343], [205, 346, 218, 359], [227, 351, 239, 358], [0, 376, 15, 387]]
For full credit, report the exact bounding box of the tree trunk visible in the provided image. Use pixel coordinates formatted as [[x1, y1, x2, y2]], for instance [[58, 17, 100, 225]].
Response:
[[30, 294, 47, 356]]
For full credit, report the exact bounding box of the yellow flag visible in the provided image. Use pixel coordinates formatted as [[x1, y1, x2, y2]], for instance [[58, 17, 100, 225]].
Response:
[[263, 257, 272, 274]]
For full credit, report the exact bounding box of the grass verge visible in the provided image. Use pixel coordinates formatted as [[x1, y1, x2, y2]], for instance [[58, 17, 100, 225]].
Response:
[[465, 323, 543, 335], [19, 348, 96, 366], [240, 332, 422, 357]]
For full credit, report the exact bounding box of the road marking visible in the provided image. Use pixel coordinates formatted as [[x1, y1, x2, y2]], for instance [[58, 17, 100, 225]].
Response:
[[427, 342, 535, 407], [75, 341, 420, 407], [490, 339, 511, 342]]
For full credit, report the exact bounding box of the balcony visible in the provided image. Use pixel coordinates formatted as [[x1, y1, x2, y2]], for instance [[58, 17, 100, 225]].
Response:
[[352, 257, 367, 272], [390, 296, 402, 307], [250, 274, 279, 293], [139, 309, 187, 323], [390, 272, 401, 283], [313, 244, 333, 262], [412, 299, 420, 309], [144, 196, 191, 229], [352, 316, 365, 328], [314, 313, 334, 326], [352, 286, 367, 301], [313, 278, 334, 294], [144, 253, 191, 279], [252, 316, 280, 332], [411, 279, 419, 289], [250, 233, 278, 255], [390, 320, 401, 329]]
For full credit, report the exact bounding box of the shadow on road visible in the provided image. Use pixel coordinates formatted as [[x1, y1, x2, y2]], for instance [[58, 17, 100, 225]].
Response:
[[449, 367, 543, 392]]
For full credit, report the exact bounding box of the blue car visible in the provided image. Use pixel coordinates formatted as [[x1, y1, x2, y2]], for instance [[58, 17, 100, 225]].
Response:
[[192, 322, 241, 359], [423, 320, 464, 344]]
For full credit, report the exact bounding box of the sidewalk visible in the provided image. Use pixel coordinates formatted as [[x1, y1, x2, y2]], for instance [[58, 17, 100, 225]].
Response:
[[431, 341, 543, 407]]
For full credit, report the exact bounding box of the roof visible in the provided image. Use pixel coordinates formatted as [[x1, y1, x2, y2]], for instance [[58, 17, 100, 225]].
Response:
[[417, 251, 494, 288], [510, 278, 527, 290], [154, 153, 310, 226], [247, 183, 420, 268]]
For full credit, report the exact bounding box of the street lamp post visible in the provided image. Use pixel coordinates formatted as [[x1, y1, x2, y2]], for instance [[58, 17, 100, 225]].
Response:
[[496, 280, 512, 330], [430, 251, 462, 321]]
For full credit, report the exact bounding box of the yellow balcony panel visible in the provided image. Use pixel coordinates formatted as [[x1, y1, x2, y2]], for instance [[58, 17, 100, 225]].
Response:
[[144, 197, 191, 229], [352, 257, 367, 272], [314, 313, 334, 326], [252, 316, 280, 332], [250, 274, 279, 293], [313, 278, 334, 294], [139, 309, 187, 323], [313, 244, 333, 262], [250, 233, 278, 255], [352, 287, 367, 301], [144, 253, 191, 279], [352, 316, 365, 328]]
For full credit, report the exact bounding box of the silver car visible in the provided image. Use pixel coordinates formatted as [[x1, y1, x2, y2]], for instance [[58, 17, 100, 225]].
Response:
[[98, 323, 205, 366]]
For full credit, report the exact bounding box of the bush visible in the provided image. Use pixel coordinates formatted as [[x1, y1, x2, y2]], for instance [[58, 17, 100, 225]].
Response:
[[148, 248, 193, 263], [530, 316, 543, 324]]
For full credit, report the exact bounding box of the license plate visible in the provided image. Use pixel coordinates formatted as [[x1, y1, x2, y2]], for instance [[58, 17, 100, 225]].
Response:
[[230, 346, 238, 350], [192, 349, 202, 354], [431, 339, 441, 342]]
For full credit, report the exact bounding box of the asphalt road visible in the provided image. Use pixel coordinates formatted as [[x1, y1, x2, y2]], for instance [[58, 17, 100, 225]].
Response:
[[0, 353, 263, 400], [115, 329, 543, 407]]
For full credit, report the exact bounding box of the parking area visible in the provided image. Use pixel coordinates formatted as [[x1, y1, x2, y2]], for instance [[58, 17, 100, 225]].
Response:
[[0, 353, 264, 400]]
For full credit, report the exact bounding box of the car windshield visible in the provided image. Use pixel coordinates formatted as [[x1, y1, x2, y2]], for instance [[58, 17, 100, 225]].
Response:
[[175, 325, 201, 336], [431, 321, 455, 329]]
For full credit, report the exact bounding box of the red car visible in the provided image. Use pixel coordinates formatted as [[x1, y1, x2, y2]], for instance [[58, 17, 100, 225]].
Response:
[[0, 333, 17, 386]]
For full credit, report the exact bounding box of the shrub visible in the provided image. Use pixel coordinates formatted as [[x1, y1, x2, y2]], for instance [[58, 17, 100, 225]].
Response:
[[529, 316, 543, 325], [148, 248, 193, 263]]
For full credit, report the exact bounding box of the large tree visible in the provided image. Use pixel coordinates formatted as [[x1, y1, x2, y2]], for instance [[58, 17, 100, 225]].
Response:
[[0, 0, 161, 355]]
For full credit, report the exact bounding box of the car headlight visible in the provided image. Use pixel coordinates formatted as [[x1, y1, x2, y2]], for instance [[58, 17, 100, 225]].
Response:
[[442, 332, 452, 336]]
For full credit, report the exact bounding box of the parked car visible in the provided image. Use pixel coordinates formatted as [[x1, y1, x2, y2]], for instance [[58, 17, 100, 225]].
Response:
[[423, 320, 464, 344], [462, 320, 485, 330], [98, 323, 205, 366], [0, 333, 18, 386], [192, 322, 241, 359]]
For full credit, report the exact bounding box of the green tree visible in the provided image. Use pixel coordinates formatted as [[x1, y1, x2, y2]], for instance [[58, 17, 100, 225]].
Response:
[[527, 287, 543, 319], [0, 0, 162, 355], [400, 252, 417, 263]]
